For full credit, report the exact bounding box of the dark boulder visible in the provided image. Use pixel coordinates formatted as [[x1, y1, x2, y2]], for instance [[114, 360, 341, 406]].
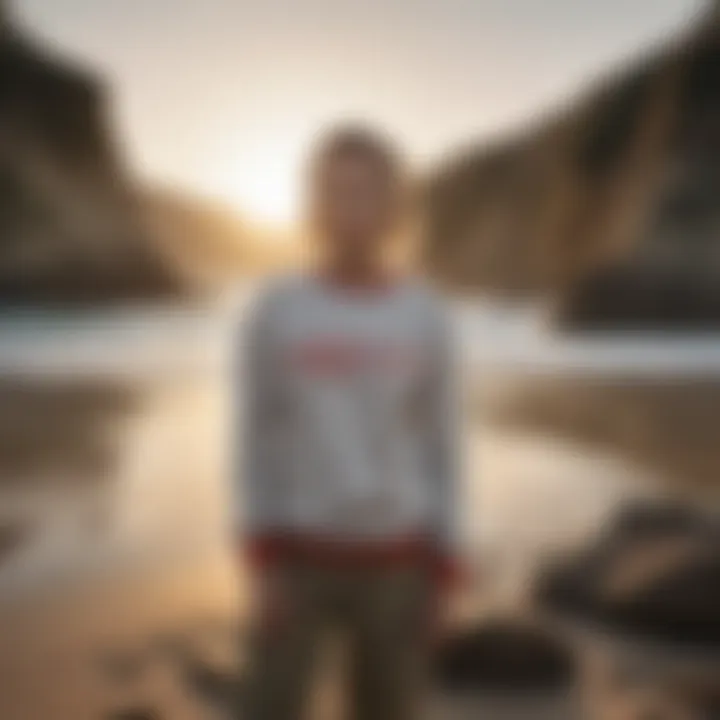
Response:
[[556, 264, 720, 331], [536, 502, 720, 649], [433, 619, 576, 694]]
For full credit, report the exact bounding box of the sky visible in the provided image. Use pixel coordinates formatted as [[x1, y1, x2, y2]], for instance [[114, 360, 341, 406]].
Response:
[[18, 0, 703, 225]]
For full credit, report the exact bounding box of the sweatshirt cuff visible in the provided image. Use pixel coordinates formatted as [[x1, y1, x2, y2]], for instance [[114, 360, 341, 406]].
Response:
[[431, 550, 466, 591], [243, 534, 284, 572]]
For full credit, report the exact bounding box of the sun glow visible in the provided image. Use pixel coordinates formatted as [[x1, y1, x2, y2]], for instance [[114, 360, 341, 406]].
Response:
[[211, 139, 303, 228]]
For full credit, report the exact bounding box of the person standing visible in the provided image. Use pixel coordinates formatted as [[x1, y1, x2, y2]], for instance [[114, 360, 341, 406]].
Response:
[[237, 124, 464, 720]]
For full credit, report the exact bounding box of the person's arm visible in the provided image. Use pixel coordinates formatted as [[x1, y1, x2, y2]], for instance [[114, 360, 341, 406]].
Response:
[[235, 289, 285, 573], [422, 300, 464, 591]]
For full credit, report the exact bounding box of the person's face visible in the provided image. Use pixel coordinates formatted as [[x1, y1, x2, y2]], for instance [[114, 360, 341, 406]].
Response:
[[311, 152, 399, 268]]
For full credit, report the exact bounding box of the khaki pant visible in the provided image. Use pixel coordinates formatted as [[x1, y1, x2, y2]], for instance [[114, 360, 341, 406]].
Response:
[[243, 563, 432, 720]]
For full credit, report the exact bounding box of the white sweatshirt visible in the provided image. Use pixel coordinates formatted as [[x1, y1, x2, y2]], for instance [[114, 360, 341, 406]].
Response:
[[236, 273, 460, 565]]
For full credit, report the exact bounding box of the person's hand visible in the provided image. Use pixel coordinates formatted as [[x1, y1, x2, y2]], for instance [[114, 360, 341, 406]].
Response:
[[251, 565, 289, 632], [242, 537, 290, 635], [427, 582, 449, 646], [428, 556, 470, 645]]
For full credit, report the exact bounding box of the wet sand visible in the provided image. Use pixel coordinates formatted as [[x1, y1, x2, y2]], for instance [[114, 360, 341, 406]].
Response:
[[484, 376, 720, 498], [0, 552, 241, 720]]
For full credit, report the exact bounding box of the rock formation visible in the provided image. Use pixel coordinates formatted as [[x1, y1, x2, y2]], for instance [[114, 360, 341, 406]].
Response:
[[0, 3, 182, 303], [535, 501, 720, 647], [426, 2, 720, 327]]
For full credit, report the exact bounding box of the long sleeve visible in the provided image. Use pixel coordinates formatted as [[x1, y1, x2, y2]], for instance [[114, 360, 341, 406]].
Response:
[[235, 290, 285, 566], [421, 301, 464, 585]]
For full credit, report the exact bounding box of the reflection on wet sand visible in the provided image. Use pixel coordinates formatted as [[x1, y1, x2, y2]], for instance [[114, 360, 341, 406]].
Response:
[[0, 521, 32, 568], [0, 380, 140, 486], [485, 376, 720, 498]]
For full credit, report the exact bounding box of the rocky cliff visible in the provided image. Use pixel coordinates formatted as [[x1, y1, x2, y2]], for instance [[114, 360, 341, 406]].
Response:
[[425, 3, 720, 326], [143, 189, 298, 289], [0, 12, 193, 304]]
